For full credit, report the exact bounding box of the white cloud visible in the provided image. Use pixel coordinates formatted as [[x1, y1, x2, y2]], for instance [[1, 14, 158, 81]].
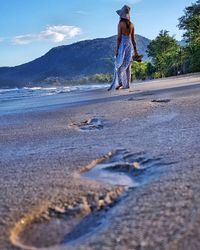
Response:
[[13, 25, 82, 45], [75, 10, 89, 15]]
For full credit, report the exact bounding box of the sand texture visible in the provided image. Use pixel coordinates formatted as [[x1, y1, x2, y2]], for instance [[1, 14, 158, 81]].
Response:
[[1, 73, 200, 250]]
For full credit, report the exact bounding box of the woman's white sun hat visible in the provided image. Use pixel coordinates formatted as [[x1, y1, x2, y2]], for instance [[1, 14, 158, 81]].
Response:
[[116, 5, 131, 20]]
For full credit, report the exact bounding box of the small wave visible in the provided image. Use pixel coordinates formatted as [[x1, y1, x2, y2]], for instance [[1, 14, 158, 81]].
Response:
[[43, 87, 57, 90], [38, 87, 73, 96], [40, 92, 57, 96], [0, 88, 19, 93], [78, 84, 109, 91], [0, 83, 109, 115], [23, 87, 42, 90], [0, 84, 109, 102]]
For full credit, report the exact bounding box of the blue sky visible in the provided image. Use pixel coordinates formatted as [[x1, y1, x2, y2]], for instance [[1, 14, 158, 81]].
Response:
[[0, 0, 194, 67]]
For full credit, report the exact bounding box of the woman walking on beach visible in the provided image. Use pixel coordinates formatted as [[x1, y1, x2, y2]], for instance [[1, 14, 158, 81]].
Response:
[[108, 5, 139, 90]]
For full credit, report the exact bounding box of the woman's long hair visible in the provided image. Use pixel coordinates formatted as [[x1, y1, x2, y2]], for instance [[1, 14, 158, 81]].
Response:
[[120, 18, 131, 33]]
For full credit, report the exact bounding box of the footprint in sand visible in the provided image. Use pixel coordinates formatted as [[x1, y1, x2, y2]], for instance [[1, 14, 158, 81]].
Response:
[[141, 92, 154, 96], [10, 149, 175, 250], [128, 97, 145, 101], [81, 149, 172, 188], [10, 186, 124, 250], [151, 99, 171, 103], [69, 118, 104, 131]]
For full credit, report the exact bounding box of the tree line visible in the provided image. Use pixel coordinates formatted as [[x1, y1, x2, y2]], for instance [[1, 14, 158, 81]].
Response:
[[64, 1, 199, 84], [131, 0, 200, 80]]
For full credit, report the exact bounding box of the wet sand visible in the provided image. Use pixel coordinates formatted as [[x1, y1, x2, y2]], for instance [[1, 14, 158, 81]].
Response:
[[1, 73, 200, 250]]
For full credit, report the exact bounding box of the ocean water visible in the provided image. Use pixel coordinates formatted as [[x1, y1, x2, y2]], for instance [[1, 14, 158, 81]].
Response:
[[0, 84, 109, 115]]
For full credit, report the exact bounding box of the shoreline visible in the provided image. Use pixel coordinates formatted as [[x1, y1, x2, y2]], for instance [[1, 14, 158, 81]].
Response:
[[1, 74, 200, 249], [1, 73, 200, 117]]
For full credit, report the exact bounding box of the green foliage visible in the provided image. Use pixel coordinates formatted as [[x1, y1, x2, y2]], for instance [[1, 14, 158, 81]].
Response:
[[131, 61, 155, 80], [153, 72, 162, 79], [146, 62, 156, 76], [147, 30, 182, 77], [178, 0, 200, 72], [130, 1, 199, 81], [52, 73, 113, 85], [89, 73, 113, 82], [188, 43, 200, 72], [147, 30, 178, 58], [179, 0, 200, 43]]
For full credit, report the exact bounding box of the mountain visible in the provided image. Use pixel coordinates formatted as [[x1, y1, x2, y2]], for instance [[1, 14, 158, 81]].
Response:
[[0, 35, 151, 88]]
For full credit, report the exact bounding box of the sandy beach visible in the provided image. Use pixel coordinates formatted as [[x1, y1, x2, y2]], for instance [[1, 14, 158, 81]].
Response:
[[1, 73, 200, 250]]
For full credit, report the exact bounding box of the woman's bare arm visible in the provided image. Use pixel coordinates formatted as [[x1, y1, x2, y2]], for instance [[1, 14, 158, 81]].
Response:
[[115, 23, 122, 56], [131, 24, 138, 56]]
